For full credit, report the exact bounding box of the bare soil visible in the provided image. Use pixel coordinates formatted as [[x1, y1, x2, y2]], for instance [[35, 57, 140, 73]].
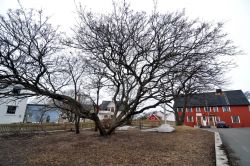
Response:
[[0, 126, 215, 166]]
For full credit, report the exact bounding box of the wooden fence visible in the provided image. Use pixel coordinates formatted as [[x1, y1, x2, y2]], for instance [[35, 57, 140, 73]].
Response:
[[0, 120, 175, 134], [0, 122, 95, 134]]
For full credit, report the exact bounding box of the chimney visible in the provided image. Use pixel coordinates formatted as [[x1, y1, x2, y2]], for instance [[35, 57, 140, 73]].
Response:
[[215, 89, 222, 95]]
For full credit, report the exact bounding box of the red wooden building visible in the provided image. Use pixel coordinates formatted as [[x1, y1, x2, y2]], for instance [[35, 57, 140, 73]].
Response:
[[148, 114, 161, 121], [173, 90, 250, 128]]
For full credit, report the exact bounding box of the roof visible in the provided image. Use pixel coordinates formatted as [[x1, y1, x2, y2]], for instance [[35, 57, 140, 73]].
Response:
[[173, 90, 250, 108], [99, 101, 111, 110], [99, 100, 124, 111], [148, 114, 160, 121]]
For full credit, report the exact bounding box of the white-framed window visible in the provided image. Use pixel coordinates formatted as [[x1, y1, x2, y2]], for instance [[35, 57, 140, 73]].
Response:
[[196, 107, 200, 112], [213, 107, 218, 112], [231, 116, 240, 123], [177, 108, 183, 112], [215, 116, 220, 122], [204, 107, 211, 112], [6, 106, 17, 114], [186, 107, 192, 112], [223, 106, 231, 112], [187, 116, 194, 122]]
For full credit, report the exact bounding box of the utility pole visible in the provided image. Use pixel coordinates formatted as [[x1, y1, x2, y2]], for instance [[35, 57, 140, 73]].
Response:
[[164, 104, 167, 124]]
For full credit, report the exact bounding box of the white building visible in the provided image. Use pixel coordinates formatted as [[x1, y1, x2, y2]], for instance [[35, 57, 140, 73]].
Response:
[[98, 101, 121, 120], [0, 86, 28, 124]]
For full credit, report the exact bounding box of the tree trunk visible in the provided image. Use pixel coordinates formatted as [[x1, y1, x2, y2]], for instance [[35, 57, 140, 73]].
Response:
[[91, 114, 108, 136], [125, 116, 133, 125], [107, 115, 129, 135], [174, 110, 181, 126], [94, 123, 98, 131], [180, 95, 188, 125], [75, 115, 80, 134]]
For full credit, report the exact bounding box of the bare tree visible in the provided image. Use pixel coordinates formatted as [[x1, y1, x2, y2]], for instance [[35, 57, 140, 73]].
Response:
[[69, 2, 237, 134], [161, 44, 235, 125], [244, 91, 250, 101], [0, 2, 237, 136], [0, 8, 103, 135]]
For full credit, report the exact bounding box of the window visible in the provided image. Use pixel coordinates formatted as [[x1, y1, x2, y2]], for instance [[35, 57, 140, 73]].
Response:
[[215, 116, 220, 122], [12, 86, 21, 95], [7, 106, 17, 114], [196, 107, 200, 112], [110, 107, 115, 112], [186, 107, 192, 112], [177, 108, 183, 112], [231, 116, 240, 123], [204, 107, 211, 112], [223, 106, 230, 112], [213, 107, 218, 112], [187, 116, 194, 122]]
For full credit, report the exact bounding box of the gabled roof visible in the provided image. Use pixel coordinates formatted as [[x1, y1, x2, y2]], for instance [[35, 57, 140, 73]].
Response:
[[99, 101, 111, 110], [173, 90, 250, 108], [99, 100, 124, 111]]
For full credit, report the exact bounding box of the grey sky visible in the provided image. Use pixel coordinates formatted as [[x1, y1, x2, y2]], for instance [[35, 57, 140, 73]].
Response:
[[1, 0, 249, 92]]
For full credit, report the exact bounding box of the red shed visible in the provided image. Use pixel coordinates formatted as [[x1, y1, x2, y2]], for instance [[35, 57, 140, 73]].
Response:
[[148, 114, 160, 121]]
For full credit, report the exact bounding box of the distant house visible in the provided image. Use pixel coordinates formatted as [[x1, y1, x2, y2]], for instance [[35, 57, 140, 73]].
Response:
[[98, 101, 122, 120], [148, 114, 161, 121], [0, 86, 28, 124], [24, 104, 60, 123], [174, 89, 250, 128]]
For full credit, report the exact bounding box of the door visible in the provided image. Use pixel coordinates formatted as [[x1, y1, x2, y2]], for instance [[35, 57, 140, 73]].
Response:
[[209, 116, 215, 126], [197, 116, 202, 126]]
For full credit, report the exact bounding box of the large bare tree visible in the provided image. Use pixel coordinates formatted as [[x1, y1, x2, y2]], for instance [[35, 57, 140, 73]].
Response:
[[1, 2, 237, 136], [69, 2, 237, 134]]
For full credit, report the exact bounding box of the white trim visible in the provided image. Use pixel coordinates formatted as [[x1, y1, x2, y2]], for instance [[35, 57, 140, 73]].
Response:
[[177, 108, 183, 112], [6, 105, 18, 115], [231, 115, 240, 123], [196, 107, 200, 112], [222, 106, 231, 112], [204, 107, 211, 112], [215, 116, 220, 122], [187, 116, 194, 122], [213, 107, 218, 112], [186, 107, 192, 112]]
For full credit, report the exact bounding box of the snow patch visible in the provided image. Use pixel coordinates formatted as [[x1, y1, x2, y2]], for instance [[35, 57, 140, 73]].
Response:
[[142, 124, 175, 133], [117, 125, 135, 131]]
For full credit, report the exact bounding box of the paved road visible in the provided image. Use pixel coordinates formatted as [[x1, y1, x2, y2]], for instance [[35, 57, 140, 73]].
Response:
[[216, 128, 250, 166]]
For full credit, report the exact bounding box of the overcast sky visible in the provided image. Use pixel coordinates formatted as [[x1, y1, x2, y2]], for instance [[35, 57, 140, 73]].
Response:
[[1, 0, 250, 92]]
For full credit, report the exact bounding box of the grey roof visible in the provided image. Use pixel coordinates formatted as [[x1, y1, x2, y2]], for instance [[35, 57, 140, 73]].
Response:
[[99, 101, 111, 110], [173, 90, 250, 108], [99, 100, 124, 111]]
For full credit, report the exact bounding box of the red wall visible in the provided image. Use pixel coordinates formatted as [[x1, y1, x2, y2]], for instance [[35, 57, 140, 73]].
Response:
[[178, 105, 250, 128]]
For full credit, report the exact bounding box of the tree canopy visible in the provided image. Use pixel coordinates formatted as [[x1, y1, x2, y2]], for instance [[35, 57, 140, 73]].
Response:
[[0, 2, 238, 136]]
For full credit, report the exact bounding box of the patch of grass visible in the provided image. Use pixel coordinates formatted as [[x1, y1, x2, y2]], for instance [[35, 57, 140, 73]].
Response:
[[175, 125, 197, 131], [0, 127, 215, 166]]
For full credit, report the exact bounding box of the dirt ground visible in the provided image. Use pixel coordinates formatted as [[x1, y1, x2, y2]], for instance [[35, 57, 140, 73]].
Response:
[[0, 126, 215, 166]]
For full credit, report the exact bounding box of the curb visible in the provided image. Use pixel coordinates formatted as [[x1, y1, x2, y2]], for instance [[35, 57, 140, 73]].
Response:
[[215, 131, 229, 166]]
